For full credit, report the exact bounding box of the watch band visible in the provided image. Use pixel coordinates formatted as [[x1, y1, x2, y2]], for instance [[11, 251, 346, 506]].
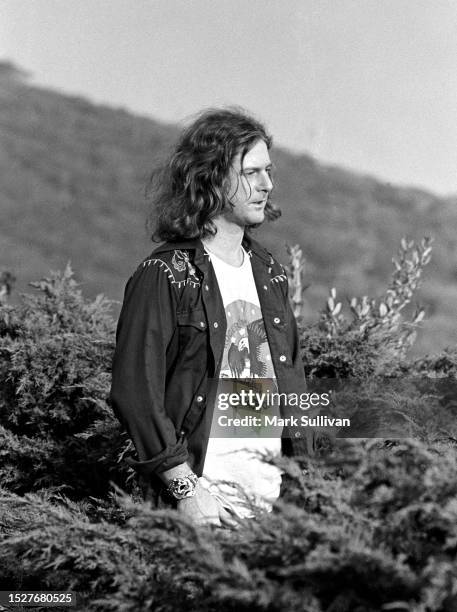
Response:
[[166, 472, 199, 500]]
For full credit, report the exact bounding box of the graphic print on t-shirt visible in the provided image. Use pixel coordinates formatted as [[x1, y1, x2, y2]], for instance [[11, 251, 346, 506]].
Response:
[[221, 299, 275, 379]]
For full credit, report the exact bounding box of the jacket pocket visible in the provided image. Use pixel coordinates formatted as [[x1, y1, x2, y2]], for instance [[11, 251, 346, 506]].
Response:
[[176, 309, 208, 365], [177, 309, 207, 331]]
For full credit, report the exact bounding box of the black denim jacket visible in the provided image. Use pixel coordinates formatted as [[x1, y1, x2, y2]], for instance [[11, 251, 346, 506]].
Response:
[[110, 233, 316, 499]]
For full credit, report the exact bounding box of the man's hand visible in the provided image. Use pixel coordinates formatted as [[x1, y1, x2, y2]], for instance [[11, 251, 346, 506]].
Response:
[[177, 482, 237, 527], [159, 463, 238, 527]]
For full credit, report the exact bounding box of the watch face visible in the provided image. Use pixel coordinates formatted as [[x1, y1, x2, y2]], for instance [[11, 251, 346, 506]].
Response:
[[169, 475, 197, 499]]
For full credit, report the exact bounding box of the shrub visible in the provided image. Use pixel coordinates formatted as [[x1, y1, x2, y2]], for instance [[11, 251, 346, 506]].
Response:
[[291, 237, 457, 446], [1, 439, 457, 611], [0, 264, 135, 498], [295, 238, 432, 379], [411, 347, 457, 378]]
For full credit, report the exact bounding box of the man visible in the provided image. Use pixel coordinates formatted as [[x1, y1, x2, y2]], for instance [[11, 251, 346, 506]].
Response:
[[110, 108, 316, 526]]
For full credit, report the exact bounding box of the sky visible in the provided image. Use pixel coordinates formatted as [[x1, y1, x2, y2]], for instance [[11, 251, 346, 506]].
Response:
[[1, 0, 456, 195]]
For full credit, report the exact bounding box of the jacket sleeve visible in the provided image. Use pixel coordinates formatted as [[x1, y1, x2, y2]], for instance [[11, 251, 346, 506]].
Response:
[[110, 259, 189, 477]]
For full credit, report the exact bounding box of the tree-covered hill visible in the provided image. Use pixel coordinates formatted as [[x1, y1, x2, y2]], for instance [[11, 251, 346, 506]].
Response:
[[1, 61, 456, 354]]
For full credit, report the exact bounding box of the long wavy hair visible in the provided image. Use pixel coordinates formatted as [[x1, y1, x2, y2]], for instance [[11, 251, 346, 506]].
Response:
[[147, 107, 281, 242]]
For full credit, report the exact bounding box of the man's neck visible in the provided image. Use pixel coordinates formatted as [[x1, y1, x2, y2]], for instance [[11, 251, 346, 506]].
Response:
[[202, 218, 245, 266]]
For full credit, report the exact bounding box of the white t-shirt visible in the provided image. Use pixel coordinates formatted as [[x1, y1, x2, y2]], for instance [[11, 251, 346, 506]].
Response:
[[200, 245, 282, 518]]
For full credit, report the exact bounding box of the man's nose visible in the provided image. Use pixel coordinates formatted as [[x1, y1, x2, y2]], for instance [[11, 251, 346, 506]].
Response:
[[257, 171, 273, 193]]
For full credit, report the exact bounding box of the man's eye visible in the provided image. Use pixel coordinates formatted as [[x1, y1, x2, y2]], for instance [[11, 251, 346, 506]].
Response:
[[243, 168, 273, 178]]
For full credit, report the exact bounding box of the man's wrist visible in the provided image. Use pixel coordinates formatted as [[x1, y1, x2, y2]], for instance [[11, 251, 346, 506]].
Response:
[[159, 462, 193, 484]]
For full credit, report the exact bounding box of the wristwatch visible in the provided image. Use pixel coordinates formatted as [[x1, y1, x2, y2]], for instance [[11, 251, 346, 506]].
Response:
[[166, 472, 199, 500]]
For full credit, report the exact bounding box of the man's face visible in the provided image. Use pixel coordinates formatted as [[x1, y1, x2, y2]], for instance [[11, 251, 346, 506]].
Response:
[[224, 139, 273, 227]]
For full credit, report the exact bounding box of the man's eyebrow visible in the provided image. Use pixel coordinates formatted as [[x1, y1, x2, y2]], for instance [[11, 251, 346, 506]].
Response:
[[242, 162, 274, 171]]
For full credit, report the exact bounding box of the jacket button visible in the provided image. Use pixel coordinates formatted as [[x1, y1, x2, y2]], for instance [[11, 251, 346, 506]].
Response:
[[263, 285, 268, 291], [279, 355, 286, 362], [200, 321, 205, 328], [204, 284, 209, 291], [294, 431, 301, 438], [274, 317, 281, 324], [213, 322, 218, 328], [196, 395, 204, 403]]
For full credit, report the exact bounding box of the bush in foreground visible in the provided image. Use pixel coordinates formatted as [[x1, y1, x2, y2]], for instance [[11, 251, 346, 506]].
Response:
[[0, 264, 135, 499], [1, 440, 456, 611]]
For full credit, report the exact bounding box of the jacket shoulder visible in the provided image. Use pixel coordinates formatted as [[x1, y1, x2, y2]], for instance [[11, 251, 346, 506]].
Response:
[[244, 235, 288, 282], [137, 245, 201, 290]]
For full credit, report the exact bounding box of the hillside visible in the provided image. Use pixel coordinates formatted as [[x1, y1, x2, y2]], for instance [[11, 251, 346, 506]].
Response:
[[1, 61, 456, 354]]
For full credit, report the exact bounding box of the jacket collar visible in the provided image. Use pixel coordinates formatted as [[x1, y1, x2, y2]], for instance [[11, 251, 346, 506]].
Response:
[[151, 232, 273, 266]]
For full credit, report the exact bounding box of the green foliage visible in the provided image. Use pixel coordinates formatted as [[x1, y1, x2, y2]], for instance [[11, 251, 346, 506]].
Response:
[[320, 237, 431, 347], [0, 265, 135, 498], [411, 347, 457, 378], [1, 440, 457, 611], [297, 238, 433, 379], [295, 237, 457, 447]]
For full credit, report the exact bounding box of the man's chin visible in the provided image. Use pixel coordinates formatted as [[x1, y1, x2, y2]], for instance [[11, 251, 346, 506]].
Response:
[[246, 211, 265, 226]]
